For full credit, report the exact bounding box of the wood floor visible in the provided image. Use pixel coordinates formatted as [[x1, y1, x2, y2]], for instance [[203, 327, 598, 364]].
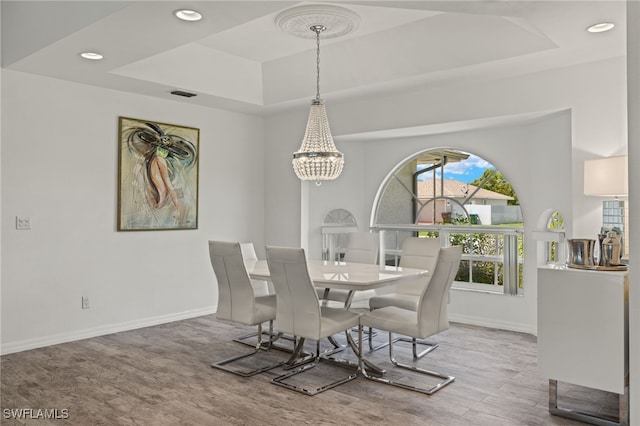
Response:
[[1, 315, 620, 426]]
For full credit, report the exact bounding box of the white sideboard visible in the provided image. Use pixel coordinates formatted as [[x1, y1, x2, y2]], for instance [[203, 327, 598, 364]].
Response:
[[538, 265, 628, 425]]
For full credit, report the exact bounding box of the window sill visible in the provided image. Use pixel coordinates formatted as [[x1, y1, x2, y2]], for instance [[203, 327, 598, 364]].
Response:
[[451, 285, 524, 297]]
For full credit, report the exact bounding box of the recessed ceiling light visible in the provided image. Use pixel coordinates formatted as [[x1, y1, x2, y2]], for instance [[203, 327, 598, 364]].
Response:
[[587, 22, 615, 33], [174, 9, 202, 22], [80, 52, 103, 60]]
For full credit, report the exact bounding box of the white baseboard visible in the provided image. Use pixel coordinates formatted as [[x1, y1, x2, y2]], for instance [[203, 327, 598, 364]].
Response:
[[1, 306, 216, 356], [448, 313, 537, 336], [2, 307, 535, 356]]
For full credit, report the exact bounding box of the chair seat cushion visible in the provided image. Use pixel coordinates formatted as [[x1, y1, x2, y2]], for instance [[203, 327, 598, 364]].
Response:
[[369, 294, 419, 311], [360, 306, 422, 338], [318, 306, 361, 339]]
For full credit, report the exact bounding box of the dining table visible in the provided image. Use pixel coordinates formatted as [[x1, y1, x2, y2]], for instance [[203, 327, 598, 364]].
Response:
[[246, 259, 428, 294], [245, 258, 430, 375]]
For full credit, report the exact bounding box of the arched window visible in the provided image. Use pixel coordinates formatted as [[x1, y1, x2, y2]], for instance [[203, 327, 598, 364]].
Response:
[[321, 209, 358, 261], [536, 209, 566, 265], [371, 148, 524, 295]]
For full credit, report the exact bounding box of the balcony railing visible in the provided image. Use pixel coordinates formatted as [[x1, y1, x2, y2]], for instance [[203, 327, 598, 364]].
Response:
[[371, 224, 524, 295]]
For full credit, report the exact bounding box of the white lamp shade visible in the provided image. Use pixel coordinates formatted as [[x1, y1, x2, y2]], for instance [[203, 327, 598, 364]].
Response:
[[584, 155, 628, 196]]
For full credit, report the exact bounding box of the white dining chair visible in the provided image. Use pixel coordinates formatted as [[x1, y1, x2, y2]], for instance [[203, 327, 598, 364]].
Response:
[[317, 231, 379, 308], [358, 245, 462, 395], [369, 236, 441, 310], [208, 241, 284, 376], [231, 242, 277, 347], [266, 245, 361, 395], [367, 236, 441, 355], [343, 231, 380, 264]]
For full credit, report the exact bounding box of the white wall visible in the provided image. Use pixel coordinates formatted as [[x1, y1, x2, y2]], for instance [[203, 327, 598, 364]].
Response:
[[263, 109, 309, 248], [1, 70, 266, 354], [264, 56, 626, 335]]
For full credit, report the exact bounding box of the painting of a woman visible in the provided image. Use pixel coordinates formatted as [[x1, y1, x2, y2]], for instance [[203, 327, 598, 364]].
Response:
[[118, 117, 199, 231]]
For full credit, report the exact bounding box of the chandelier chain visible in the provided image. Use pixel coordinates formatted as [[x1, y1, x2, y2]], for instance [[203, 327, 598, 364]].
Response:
[[313, 25, 325, 100]]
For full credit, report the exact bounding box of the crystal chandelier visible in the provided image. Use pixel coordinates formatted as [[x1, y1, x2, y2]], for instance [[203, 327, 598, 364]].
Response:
[[292, 25, 344, 185]]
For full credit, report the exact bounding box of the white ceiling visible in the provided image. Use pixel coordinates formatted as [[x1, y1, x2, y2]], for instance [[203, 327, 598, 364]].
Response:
[[1, 1, 627, 116]]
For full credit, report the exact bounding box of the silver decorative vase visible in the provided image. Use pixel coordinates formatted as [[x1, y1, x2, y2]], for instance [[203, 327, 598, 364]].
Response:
[[567, 239, 596, 267]]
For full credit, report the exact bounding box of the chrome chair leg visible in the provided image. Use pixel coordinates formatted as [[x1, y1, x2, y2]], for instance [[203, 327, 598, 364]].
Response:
[[211, 322, 285, 377], [272, 336, 359, 396], [368, 326, 400, 352], [284, 337, 313, 368], [401, 336, 439, 359], [368, 328, 437, 359], [234, 327, 297, 353], [361, 331, 454, 395], [285, 335, 349, 370], [327, 335, 345, 350], [340, 327, 385, 376], [233, 328, 269, 346]]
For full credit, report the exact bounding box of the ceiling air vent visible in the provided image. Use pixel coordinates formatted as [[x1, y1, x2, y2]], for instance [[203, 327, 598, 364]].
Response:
[[170, 90, 197, 98]]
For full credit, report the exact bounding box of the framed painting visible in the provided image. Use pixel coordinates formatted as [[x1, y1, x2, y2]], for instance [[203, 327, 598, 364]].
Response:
[[117, 116, 199, 231]]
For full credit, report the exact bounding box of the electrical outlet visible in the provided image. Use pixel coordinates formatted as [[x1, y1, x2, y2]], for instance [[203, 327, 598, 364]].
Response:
[[81, 296, 90, 309], [16, 216, 31, 230]]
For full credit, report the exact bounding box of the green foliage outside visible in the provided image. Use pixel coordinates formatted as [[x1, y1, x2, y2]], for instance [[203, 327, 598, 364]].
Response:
[[470, 169, 519, 205], [419, 231, 524, 288]]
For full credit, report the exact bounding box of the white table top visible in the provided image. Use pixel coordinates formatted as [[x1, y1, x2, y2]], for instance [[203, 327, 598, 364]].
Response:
[[246, 259, 428, 291]]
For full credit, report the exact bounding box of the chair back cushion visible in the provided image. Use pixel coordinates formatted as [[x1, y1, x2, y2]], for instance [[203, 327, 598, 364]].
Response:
[[396, 237, 441, 296], [209, 241, 261, 324], [417, 245, 463, 337], [266, 246, 322, 339], [239, 242, 259, 261], [343, 232, 379, 264], [240, 242, 272, 296]]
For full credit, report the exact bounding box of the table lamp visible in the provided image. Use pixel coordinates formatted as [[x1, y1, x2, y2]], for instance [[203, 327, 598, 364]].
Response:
[[584, 155, 628, 261]]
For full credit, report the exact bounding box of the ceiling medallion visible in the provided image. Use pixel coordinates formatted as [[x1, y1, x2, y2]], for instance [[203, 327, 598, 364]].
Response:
[[275, 5, 360, 39]]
